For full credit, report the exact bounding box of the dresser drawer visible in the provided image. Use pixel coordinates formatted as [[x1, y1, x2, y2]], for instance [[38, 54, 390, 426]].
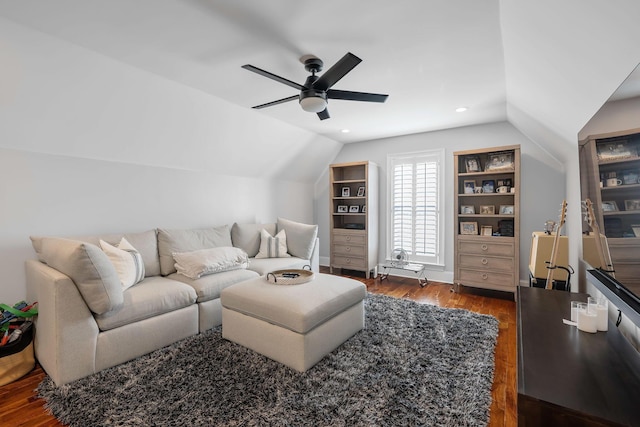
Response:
[[458, 240, 514, 256], [332, 256, 366, 270], [458, 268, 514, 289], [458, 254, 513, 271], [333, 244, 365, 257], [333, 233, 366, 245]]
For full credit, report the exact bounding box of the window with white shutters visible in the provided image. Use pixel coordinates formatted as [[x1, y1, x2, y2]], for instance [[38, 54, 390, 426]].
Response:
[[388, 150, 444, 265]]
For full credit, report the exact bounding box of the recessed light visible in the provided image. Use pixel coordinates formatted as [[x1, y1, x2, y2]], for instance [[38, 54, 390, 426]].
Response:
[[455, 107, 468, 113], [341, 129, 350, 133]]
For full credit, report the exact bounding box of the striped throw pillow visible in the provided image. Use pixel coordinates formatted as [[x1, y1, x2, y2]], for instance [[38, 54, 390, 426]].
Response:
[[255, 229, 291, 259], [99, 237, 146, 290]]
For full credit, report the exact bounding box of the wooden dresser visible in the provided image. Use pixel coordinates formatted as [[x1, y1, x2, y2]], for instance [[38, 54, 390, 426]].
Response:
[[329, 161, 379, 278], [454, 145, 520, 294]]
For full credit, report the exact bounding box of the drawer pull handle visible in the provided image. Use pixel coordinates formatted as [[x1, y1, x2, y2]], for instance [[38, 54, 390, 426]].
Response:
[[481, 244, 488, 251], [482, 273, 488, 280], [482, 258, 488, 265], [346, 236, 351, 241], [346, 258, 351, 264], [346, 247, 351, 252]]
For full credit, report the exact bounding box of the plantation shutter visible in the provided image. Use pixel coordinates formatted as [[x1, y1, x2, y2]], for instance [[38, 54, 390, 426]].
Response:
[[389, 151, 442, 265]]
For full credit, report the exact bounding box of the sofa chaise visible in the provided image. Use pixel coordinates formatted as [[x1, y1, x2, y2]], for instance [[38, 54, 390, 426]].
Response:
[[26, 218, 319, 385]]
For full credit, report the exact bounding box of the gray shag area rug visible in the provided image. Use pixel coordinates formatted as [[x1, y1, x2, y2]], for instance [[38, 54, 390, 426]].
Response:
[[38, 293, 499, 426]]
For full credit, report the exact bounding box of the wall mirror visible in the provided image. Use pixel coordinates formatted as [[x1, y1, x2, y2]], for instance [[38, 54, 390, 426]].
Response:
[[579, 63, 640, 321]]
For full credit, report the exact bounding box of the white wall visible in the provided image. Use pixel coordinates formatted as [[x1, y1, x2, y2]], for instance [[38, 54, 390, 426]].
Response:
[[0, 18, 342, 303], [315, 121, 564, 284]]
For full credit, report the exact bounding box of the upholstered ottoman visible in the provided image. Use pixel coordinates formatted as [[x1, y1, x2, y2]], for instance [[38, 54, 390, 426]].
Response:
[[220, 273, 366, 372]]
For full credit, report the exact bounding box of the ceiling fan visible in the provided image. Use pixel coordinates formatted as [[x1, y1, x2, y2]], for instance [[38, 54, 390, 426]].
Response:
[[241, 52, 388, 120]]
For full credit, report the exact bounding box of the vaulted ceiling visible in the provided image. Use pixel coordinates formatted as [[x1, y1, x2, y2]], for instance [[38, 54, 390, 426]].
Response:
[[0, 0, 639, 150]]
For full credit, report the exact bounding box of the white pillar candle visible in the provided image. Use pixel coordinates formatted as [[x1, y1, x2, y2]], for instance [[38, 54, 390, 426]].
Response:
[[577, 307, 598, 333], [596, 304, 608, 332], [570, 301, 580, 322]]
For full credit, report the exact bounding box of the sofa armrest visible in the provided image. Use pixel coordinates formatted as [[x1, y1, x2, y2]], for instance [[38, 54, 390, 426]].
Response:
[[310, 237, 320, 273], [25, 259, 100, 385]]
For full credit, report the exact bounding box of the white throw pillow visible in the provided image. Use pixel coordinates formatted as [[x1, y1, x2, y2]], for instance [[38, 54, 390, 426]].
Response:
[[276, 217, 318, 260], [173, 246, 249, 279], [99, 238, 146, 290], [255, 229, 291, 259]]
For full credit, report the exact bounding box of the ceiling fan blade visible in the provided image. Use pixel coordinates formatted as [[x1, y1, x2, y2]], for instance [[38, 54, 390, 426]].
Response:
[[327, 89, 389, 103], [317, 109, 330, 120], [252, 95, 299, 109], [242, 65, 305, 91], [313, 52, 362, 91]]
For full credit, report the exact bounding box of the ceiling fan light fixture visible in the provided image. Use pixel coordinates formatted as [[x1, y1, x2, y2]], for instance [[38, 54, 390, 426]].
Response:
[[299, 90, 327, 113]]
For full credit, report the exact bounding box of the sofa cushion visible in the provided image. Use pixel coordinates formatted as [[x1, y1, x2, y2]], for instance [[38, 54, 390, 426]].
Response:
[[231, 223, 276, 257], [157, 225, 233, 276], [246, 257, 310, 276], [99, 238, 146, 290], [255, 229, 291, 259], [168, 269, 259, 303], [94, 276, 197, 331], [37, 237, 123, 315], [31, 229, 160, 277], [173, 247, 249, 280], [277, 218, 319, 260]]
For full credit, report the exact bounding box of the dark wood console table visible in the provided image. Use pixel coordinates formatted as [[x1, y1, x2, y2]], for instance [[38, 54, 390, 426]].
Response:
[[517, 287, 640, 426]]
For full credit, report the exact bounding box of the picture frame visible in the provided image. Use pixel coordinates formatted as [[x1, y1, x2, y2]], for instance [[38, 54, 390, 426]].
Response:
[[596, 140, 637, 162], [460, 205, 475, 214], [465, 155, 482, 173], [499, 205, 514, 215], [485, 151, 515, 172], [632, 224, 640, 238], [357, 186, 365, 197], [463, 180, 476, 194], [481, 225, 493, 236], [479, 205, 495, 215], [349, 205, 360, 213], [625, 199, 640, 211], [362, 205, 366, 213], [496, 178, 513, 188], [482, 179, 495, 194], [460, 221, 478, 235], [337, 205, 348, 213], [341, 187, 350, 197], [622, 169, 639, 185], [602, 200, 619, 212]]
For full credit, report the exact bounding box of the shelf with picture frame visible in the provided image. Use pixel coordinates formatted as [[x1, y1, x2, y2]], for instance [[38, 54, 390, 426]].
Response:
[[454, 145, 520, 295], [329, 161, 379, 279]]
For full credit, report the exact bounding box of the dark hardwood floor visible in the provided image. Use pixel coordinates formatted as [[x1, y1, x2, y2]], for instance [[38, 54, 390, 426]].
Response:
[[0, 268, 517, 427]]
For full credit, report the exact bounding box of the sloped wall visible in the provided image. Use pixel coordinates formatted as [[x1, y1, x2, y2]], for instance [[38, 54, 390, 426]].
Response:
[[0, 19, 341, 302]]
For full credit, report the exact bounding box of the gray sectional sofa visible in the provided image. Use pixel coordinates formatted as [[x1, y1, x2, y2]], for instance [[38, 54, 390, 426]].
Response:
[[26, 218, 319, 385]]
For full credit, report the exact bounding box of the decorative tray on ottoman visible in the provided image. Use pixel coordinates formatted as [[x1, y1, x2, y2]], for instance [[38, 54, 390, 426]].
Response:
[[266, 267, 314, 285]]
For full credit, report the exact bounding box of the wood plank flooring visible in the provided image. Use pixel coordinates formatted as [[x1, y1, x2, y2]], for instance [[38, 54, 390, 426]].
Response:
[[0, 268, 517, 426]]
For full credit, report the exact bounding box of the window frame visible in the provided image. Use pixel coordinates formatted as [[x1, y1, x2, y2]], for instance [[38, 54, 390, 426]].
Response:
[[386, 148, 445, 267]]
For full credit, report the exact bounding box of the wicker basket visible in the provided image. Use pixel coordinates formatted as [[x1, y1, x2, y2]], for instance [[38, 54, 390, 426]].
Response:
[[266, 267, 314, 285]]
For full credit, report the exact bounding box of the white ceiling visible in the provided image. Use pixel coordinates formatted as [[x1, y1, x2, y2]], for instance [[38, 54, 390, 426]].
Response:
[[0, 0, 508, 144]]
